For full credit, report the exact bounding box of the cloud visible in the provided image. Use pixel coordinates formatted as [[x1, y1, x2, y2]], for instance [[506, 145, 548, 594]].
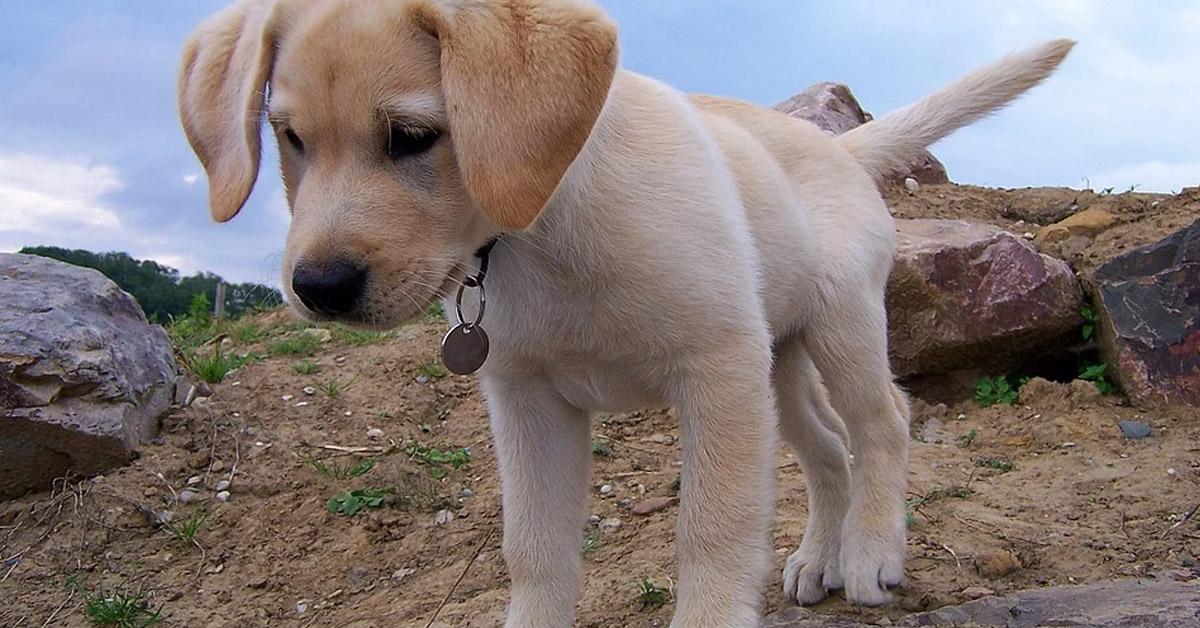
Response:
[[182, 174, 199, 185], [0, 153, 123, 233], [1087, 160, 1200, 194]]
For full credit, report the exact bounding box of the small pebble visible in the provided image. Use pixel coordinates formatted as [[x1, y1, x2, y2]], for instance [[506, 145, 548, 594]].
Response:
[[459, 488, 474, 498], [151, 438, 165, 446], [1118, 420, 1151, 440], [343, 411, 353, 417], [295, 401, 309, 407], [303, 386, 316, 395], [1168, 468, 1178, 478], [599, 518, 622, 533], [215, 480, 231, 492], [282, 394, 294, 402], [216, 491, 231, 502], [349, 566, 369, 581], [186, 476, 202, 486], [588, 515, 601, 525], [416, 375, 431, 385], [392, 568, 415, 581], [903, 177, 919, 192], [296, 601, 308, 616], [434, 510, 454, 526], [178, 490, 197, 503], [143, 487, 158, 498], [631, 496, 673, 516], [645, 434, 675, 445], [599, 484, 613, 495], [366, 428, 385, 440]]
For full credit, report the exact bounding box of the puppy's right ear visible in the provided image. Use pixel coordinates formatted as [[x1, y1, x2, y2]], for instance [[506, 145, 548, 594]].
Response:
[[178, 0, 301, 222]]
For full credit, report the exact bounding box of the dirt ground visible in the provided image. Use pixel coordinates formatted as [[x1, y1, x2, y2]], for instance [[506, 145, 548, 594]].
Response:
[[2, 183, 1199, 628]]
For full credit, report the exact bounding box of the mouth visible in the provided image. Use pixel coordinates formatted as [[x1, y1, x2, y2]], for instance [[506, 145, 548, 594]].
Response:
[[288, 264, 464, 330]]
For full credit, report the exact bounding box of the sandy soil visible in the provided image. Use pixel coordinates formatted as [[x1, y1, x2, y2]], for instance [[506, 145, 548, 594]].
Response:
[[2, 183, 1198, 628]]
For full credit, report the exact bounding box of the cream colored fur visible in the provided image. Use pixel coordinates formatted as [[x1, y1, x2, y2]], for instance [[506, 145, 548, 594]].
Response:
[[177, 1, 1073, 625]]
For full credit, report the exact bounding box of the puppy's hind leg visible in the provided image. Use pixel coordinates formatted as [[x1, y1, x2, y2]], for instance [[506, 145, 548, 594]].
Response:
[[773, 335, 852, 605], [481, 377, 593, 628]]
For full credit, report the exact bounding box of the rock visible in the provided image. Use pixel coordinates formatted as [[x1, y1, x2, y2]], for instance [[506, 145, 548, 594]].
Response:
[[348, 566, 369, 581], [0, 253, 178, 499], [588, 515, 601, 526], [773, 82, 948, 185], [187, 475, 203, 486], [599, 484, 613, 495], [178, 490, 197, 503], [599, 518, 622, 533], [215, 479, 231, 492], [391, 568, 415, 581], [144, 487, 158, 498], [916, 418, 946, 444], [1092, 218, 1200, 407], [960, 586, 994, 600], [1117, 420, 1151, 440], [631, 496, 674, 516], [434, 509, 454, 526], [459, 488, 474, 498], [904, 177, 920, 192], [1034, 208, 1117, 244], [302, 386, 316, 396], [366, 427, 384, 440], [215, 490, 230, 502], [976, 549, 1022, 578], [887, 220, 1083, 376]]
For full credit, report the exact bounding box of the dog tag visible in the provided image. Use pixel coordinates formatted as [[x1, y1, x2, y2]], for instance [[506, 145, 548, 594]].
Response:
[[441, 323, 490, 375]]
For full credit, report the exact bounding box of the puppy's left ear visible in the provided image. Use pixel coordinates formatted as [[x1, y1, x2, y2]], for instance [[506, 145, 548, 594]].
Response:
[[409, 0, 619, 230]]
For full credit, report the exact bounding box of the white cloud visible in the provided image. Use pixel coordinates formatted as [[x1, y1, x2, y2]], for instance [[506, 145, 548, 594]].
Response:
[[144, 253, 190, 274], [182, 173, 198, 185], [1087, 160, 1200, 194], [0, 153, 123, 233]]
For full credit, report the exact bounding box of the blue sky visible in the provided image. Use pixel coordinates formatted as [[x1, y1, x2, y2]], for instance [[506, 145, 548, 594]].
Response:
[[2, 1, 1198, 286]]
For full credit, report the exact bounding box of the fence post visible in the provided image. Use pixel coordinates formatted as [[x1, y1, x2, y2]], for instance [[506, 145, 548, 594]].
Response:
[[214, 282, 227, 320]]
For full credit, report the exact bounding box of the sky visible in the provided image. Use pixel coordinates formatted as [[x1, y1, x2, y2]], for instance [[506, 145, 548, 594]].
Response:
[[1, 1, 1197, 287]]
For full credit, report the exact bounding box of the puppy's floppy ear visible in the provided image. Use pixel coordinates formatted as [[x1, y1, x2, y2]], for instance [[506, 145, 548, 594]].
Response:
[[177, 0, 306, 222], [409, 0, 619, 230]]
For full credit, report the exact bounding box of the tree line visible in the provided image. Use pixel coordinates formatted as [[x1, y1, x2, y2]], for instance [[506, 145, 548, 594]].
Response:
[[19, 246, 283, 323]]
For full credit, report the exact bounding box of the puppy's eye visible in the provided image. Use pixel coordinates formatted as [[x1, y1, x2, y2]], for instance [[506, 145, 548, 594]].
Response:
[[386, 124, 440, 160], [284, 128, 305, 153]]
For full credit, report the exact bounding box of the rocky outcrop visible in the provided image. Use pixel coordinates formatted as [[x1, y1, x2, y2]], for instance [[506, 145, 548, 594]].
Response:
[[1092, 217, 1200, 407], [1, 253, 179, 499], [773, 82, 948, 184], [887, 220, 1084, 377], [763, 580, 1200, 628]]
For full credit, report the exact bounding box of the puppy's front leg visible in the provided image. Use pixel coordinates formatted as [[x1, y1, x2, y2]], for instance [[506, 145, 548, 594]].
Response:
[[669, 350, 778, 628], [482, 376, 591, 628]]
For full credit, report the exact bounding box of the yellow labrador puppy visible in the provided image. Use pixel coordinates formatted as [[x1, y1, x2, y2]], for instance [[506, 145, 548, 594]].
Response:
[[178, 1, 1072, 625]]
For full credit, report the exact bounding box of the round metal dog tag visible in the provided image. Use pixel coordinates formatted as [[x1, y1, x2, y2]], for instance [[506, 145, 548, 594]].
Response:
[[441, 323, 490, 375]]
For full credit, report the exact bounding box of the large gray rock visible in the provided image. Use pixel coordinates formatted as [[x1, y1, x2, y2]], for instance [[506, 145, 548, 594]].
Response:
[[1093, 217, 1200, 407], [764, 580, 1200, 627], [773, 82, 948, 184], [887, 220, 1084, 377], [1, 253, 178, 499]]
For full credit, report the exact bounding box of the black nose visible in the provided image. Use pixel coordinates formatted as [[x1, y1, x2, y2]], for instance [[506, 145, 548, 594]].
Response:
[[291, 260, 367, 316]]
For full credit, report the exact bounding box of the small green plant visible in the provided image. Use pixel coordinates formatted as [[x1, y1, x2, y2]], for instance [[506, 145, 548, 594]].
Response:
[[590, 439, 612, 457], [905, 496, 922, 529], [905, 483, 975, 529], [303, 455, 376, 480], [635, 579, 670, 610], [417, 360, 448, 380], [326, 487, 394, 516], [189, 347, 258, 384], [267, 331, 322, 357], [973, 457, 1014, 473], [318, 376, 357, 398], [958, 429, 980, 448], [974, 374, 1026, 407], [231, 321, 264, 344], [421, 301, 446, 323], [160, 508, 211, 547], [403, 441, 472, 478], [330, 324, 390, 346], [1081, 303, 1099, 341], [1078, 361, 1115, 395], [668, 475, 682, 496], [582, 534, 601, 554], [68, 575, 163, 628], [291, 360, 320, 375]]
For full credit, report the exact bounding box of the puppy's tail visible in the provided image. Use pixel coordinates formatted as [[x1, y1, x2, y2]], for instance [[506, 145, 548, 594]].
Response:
[[836, 39, 1075, 183]]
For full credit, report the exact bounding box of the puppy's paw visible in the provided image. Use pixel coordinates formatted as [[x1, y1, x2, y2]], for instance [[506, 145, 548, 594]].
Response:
[[782, 539, 842, 605], [839, 527, 905, 606]]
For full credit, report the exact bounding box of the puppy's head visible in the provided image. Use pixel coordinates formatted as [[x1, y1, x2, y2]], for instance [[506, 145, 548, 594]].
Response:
[[178, 0, 618, 327]]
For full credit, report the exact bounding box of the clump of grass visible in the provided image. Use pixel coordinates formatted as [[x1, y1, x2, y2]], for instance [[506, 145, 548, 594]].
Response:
[[400, 441, 471, 479], [330, 324, 390, 346], [318, 376, 357, 398], [905, 483, 975, 528], [303, 455, 376, 480], [67, 575, 163, 628], [635, 578, 670, 610], [668, 475, 682, 496], [957, 428, 980, 449], [973, 457, 1014, 473], [590, 439, 612, 457], [1078, 361, 1115, 395], [291, 360, 320, 375], [267, 331, 322, 357], [160, 508, 211, 547], [417, 360, 448, 380], [582, 534, 601, 555], [420, 301, 446, 324], [326, 487, 394, 516], [231, 320, 264, 344], [189, 347, 259, 384], [973, 374, 1027, 407]]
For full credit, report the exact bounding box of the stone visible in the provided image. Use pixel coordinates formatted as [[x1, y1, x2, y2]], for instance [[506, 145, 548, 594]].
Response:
[[976, 549, 1023, 578], [1117, 420, 1151, 440], [1092, 218, 1200, 407], [887, 220, 1083, 376], [773, 82, 948, 185], [599, 518, 622, 533], [631, 496, 673, 516], [215, 479, 231, 492], [0, 253, 178, 499], [1034, 208, 1117, 244], [215, 491, 230, 502], [960, 586, 994, 600]]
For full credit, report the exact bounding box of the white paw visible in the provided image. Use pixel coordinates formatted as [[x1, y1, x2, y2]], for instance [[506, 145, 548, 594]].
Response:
[[839, 526, 905, 606], [782, 539, 842, 605]]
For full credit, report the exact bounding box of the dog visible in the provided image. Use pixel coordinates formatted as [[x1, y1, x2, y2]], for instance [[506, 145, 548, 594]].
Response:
[[178, 1, 1072, 625]]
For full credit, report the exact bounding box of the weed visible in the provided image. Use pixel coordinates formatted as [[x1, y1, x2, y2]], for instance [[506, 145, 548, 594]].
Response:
[[957, 429, 980, 448], [267, 331, 322, 357], [402, 441, 471, 478], [974, 374, 1026, 407], [1081, 303, 1099, 341], [421, 301, 446, 323], [418, 360, 448, 380], [67, 575, 163, 628], [668, 475, 682, 496], [189, 347, 259, 384], [326, 488, 394, 516], [231, 320, 264, 344], [590, 439, 612, 457], [582, 534, 601, 554], [1078, 361, 1115, 395], [905, 482, 975, 528], [303, 455, 376, 480], [291, 360, 320, 375], [973, 457, 1014, 473], [318, 376, 357, 398], [905, 496, 922, 529], [330, 324, 390, 346], [635, 579, 670, 609], [160, 508, 211, 547]]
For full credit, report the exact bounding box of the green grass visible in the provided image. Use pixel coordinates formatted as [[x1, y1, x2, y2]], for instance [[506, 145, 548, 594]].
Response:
[[417, 360, 448, 380], [303, 455, 376, 480], [973, 457, 1015, 473], [401, 441, 471, 479], [267, 331, 323, 357], [582, 534, 601, 555], [291, 360, 320, 375], [1078, 361, 1115, 395], [905, 483, 975, 528], [68, 575, 163, 628], [974, 374, 1027, 407], [958, 428, 980, 449], [669, 475, 682, 496], [160, 508, 211, 547], [230, 320, 264, 344], [188, 348, 259, 384], [635, 579, 670, 610], [317, 376, 357, 399], [330, 324, 391, 346], [326, 487, 394, 516], [590, 439, 612, 457]]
